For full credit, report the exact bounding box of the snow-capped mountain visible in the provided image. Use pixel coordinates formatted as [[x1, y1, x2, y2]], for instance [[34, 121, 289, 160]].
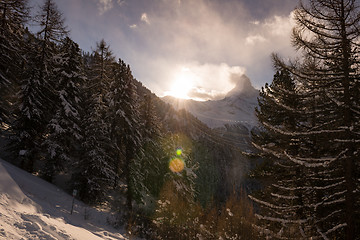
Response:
[[162, 74, 259, 129]]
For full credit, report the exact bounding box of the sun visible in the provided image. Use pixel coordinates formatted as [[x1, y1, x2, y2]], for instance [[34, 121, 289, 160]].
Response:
[[170, 78, 193, 99], [165, 67, 195, 99]]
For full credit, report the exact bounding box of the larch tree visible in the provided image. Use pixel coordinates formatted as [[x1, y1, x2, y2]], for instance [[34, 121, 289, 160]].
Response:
[[90, 39, 114, 97], [251, 70, 310, 238], [34, 0, 68, 116], [36, 0, 67, 61], [287, 1, 360, 238], [251, 0, 360, 239]]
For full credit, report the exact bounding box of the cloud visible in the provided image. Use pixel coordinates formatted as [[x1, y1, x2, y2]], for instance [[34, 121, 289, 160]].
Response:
[[63, 0, 297, 99], [97, 0, 113, 15], [134, 1, 294, 94], [263, 13, 295, 36], [117, 0, 125, 6], [188, 88, 221, 100], [141, 13, 150, 24], [164, 62, 246, 100], [245, 34, 267, 45]]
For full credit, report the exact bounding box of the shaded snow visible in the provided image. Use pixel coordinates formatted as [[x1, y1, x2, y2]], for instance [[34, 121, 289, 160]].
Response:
[[0, 159, 129, 240]]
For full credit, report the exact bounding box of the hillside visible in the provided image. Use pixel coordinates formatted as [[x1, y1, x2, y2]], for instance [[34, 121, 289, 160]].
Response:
[[0, 159, 129, 240]]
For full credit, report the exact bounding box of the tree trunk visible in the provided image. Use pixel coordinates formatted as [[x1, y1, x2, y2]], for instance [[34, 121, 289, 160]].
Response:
[[1, 3, 6, 35], [340, 1, 355, 239]]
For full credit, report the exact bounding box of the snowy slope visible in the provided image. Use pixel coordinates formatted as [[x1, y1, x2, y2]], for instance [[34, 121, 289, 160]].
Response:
[[162, 75, 258, 129], [0, 159, 128, 240]]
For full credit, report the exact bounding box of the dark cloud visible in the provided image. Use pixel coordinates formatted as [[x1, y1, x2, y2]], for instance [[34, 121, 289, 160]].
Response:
[[241, 0, 297, 19]]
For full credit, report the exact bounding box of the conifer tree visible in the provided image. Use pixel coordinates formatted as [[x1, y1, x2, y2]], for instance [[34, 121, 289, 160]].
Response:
[[9, 36, 44, 171], [73, 102, 115, 204], [136, 93, 166, 201], [36, 0, 67, 59], [107, 59, 142, 215], [42, 37, 84, 182], [72, 40, 116, 204], [9, 0, 67, 172], [35, 0, 68, 115], [252, 1, 360, 239], [0, 0, 28, 127], [91, 39, 114, 97], [251, 70, 310, 238]]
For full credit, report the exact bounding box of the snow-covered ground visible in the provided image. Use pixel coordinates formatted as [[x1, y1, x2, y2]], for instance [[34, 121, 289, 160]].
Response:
[[0, 159, 129, 240]]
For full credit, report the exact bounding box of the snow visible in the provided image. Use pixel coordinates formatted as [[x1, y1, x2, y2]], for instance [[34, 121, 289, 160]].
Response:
[[162, 75, 259, 129], [0, 159, 130, 240], [248, 195, 301, 210], [163, 96, 258, 129], [284, 151, 340, 168], [18, 150, 27, 156], [316, 227, 329, 240], [325, 223, 347, 235], [262, 121, 345, 136], [255, 213, 307, 224], [226, 208, 233, 217], [270, 193, 298, 200], [272, 180, 346, 191]]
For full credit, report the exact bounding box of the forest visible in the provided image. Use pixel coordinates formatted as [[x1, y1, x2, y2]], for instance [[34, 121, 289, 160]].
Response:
[[0, 0, 359, 239]]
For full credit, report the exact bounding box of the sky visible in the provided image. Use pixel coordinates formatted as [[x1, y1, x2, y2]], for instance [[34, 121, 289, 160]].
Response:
[[29, 0, 299, 101]]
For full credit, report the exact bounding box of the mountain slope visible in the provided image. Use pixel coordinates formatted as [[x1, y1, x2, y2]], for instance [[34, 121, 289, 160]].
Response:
[[0, 159, 129, 240], [162, 75, 259, 129]]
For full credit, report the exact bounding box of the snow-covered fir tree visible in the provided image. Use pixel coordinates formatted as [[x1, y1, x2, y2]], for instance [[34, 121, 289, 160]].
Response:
[[136, 93, 166, 203], [72, 40, 116, 204], [251, 1, 360, 239], [42, 37, 85, 182], [9, 0, 67, 172], [0, 0, 28, 128], [72, 103, 115, 204], [126, 93, 168, 236], [107, 59, 142, 218], [8, 35, 43, 171]]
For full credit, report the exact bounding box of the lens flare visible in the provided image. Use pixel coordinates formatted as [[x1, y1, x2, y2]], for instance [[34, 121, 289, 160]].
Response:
[[169, 157, 185, 173], [176, 148, 182, 156]]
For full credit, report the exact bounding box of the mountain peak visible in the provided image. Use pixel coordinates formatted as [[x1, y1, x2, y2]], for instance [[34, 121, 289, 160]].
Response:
[[225, 74, 258, 99]]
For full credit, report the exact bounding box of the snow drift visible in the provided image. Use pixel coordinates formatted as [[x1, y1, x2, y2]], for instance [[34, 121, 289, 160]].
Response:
[[0, 159, 128, 240]]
